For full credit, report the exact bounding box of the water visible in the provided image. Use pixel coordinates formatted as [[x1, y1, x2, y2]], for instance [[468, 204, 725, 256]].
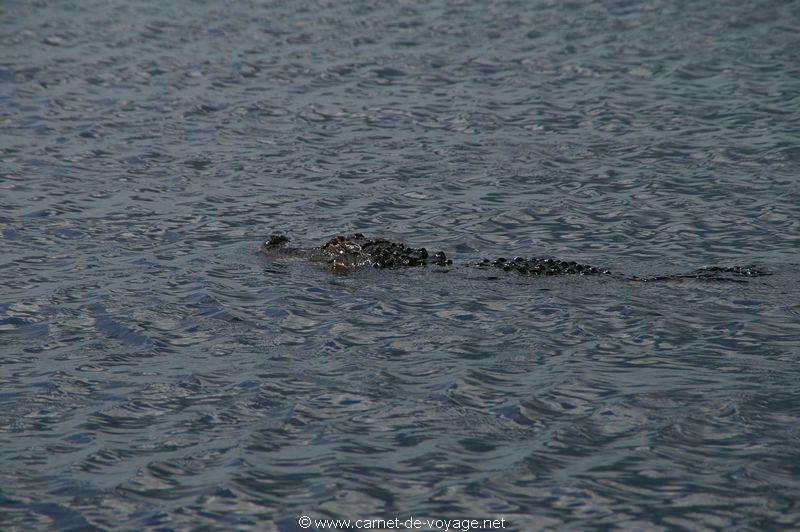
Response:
[[2, 0, 799, 529]]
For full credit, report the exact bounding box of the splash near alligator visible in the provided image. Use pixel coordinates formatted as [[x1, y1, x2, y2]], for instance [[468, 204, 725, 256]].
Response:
[[260, 234, 769, 282]]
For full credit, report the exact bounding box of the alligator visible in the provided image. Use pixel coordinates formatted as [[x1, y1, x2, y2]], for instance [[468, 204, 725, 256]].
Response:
[[260, 233, 769, 282]]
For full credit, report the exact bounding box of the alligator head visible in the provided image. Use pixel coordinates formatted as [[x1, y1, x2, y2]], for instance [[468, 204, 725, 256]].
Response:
[[261, 233, 452, 272]]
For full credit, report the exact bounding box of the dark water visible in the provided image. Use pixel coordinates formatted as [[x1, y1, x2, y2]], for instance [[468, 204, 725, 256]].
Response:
[[2, 0, 800, 529]]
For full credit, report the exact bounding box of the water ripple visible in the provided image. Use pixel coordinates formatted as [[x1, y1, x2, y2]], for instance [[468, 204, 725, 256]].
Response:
[[3, 0, 800, 528]]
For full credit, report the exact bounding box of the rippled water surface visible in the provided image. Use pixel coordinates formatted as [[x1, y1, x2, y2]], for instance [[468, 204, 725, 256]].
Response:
[[2, 0, 800, 529]]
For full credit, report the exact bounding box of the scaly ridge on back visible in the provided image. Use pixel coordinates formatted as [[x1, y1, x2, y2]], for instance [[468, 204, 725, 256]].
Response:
[[474, 256, 612, 276]]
